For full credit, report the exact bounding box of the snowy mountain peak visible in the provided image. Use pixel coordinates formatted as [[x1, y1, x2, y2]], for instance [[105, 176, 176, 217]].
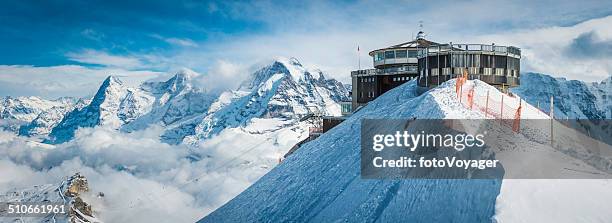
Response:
[[282, 57, 302, 67], [46, 76, 133, 143], [239, 57, 327, 92], [167, 69, 196, 92], [102, 75, 123, 87], [273, 56, 318, 82], [141, 69, 199, 95], [93, 76, 124, 104]]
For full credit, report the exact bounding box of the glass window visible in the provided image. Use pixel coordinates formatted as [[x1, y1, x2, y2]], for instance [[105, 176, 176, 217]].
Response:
[[396, 50, 407, 58], [385, 50, 395, 59], [375, 52, 384, 61], [408, 50, 417, 58], [341, 103, 352, 113]]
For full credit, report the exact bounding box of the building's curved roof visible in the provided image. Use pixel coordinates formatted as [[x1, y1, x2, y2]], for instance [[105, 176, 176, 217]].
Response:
[[368, 38, 440, 56]]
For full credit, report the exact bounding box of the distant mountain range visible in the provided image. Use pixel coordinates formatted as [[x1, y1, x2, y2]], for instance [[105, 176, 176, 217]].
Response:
[[512, 72, 611, 120], [0, 57, 350, 145]]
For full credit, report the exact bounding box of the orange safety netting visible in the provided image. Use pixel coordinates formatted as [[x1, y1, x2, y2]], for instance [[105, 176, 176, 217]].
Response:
[[455, 69, 522, 133]]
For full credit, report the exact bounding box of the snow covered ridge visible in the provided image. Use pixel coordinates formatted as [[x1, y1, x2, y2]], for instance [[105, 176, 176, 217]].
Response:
[[0, 96, 79, 134], [199, 78, 612, 222]]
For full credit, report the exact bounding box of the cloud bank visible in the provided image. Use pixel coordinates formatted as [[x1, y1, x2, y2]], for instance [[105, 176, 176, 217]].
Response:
[[0, 124, 285, 222]]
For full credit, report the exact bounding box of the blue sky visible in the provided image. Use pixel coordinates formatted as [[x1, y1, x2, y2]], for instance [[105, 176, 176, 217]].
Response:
[[1, 0, 612, 98]]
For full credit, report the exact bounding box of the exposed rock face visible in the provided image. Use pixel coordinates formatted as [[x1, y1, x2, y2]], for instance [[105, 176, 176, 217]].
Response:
[[64, 173, 97, 223], [0, 172, 101, 223], [64, 173, 89, 197]]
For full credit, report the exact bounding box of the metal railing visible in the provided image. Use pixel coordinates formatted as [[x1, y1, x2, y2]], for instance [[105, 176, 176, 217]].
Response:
[[351, 65, 418, 76], [417, 43, 521, 58]]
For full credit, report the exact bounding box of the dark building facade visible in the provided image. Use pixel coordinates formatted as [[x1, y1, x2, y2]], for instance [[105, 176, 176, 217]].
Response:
[[417, 43, 521, 88]]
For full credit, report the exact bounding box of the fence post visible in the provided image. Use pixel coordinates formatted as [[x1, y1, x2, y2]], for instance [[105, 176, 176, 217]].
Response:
[[468, 88, 474, 110], [513, 98, 522, 133], [500, 94, 504, 124], [485, 90, 489, 118], [459, 83, 463, 103], [550, 96, 554, 146]]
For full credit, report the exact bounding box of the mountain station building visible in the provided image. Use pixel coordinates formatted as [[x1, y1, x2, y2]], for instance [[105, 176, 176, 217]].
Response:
[[350, 31, 521, 112]]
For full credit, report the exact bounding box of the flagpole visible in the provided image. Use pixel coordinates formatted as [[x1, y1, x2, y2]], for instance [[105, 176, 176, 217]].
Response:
[[358, 45, 361, 70]]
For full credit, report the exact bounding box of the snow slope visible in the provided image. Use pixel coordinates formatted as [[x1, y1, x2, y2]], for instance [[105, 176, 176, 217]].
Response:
[[0, 96, 78, 133], [200, 79, 612, 222], [19, 98, 89, 139]]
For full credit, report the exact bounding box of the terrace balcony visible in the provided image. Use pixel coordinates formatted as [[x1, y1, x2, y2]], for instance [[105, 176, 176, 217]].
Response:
[[351, 65, 418, 77], [417, 43, 521, 58]]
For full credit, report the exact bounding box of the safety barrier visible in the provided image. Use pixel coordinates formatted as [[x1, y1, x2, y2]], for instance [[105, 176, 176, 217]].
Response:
[[455, 69, 523, 132]]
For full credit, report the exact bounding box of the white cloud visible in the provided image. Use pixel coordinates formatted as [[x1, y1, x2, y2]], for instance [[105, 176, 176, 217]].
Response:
[[66, 49, 146, 69], [194, 60, 251, 92], [0, 65, 164, 99], [165, 38, 199, 47], [0, 122, 291, 222], [151, 34, 199, 47], [81, 28, 106, 42], [473, 16, 612, 82]]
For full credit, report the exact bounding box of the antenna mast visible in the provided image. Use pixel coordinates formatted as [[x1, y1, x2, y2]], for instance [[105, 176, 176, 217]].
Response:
[[417, 20, 425, 40]]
